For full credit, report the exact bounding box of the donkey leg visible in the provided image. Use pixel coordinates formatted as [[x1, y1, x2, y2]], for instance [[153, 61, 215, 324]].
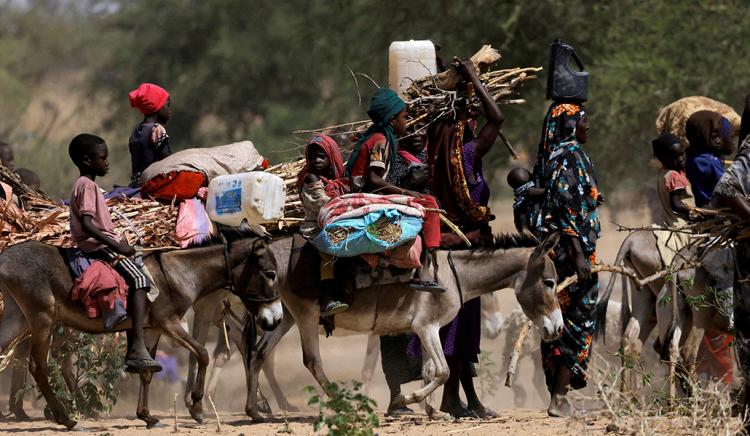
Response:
[[163, 319, 209, 424], [0, 293, 32, 421], [262, 345, 298, 413], [136, 330, 161, 428], [247, 310, 295, 421], [298, 311, 332, 391], [186, 299, 217, 410], [218, 315, 272, 415], [397, 326, 448, 409], [361, 334, 380, 396], [50, 331, 76, 394], [206, 330, 231, 405], [8, 338, 30, 421], [27, 317, 75, 429], [667, 325, 682, 403]]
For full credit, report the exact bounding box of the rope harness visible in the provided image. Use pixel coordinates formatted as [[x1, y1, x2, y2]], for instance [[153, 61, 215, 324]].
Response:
[[447, 250, 464, 307]]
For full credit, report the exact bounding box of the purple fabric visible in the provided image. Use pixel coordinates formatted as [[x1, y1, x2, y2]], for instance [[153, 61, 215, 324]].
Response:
[[61, 247, 94, 279], [407, 298, 481, 361], [461, 140, 490, 207], [62, 186, 141, 206], [104, 186, 141, 200], [154, 352, 180, 383]]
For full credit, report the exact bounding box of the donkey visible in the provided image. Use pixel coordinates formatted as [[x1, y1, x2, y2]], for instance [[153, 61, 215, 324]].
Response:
[[242, 232, 563, 421], [596, 231, 665, 392], [597, 231, 733, 393], [0, 236, 281, 430], [654, 245, 734, 397], [189, 291, 504, 413]]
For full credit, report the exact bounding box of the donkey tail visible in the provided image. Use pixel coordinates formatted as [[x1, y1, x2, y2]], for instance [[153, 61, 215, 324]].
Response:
[[595, 235, 630, 344]]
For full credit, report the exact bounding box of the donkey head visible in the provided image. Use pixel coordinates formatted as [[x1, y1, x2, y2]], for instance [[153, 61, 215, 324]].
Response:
[[235, 237, 282, 331], [516, 232, 563, 342]]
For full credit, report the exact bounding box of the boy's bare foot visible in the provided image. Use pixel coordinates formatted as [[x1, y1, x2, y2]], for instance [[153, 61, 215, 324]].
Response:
[[547, 393, 573, 417]]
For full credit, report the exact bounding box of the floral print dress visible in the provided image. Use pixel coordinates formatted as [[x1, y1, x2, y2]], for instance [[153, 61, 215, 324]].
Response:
[[533, 103, 601, 392]]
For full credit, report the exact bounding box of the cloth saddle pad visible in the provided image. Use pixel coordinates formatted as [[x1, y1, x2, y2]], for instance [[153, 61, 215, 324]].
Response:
[[288, 234, 321, 298], [353, 262, 413, 291]]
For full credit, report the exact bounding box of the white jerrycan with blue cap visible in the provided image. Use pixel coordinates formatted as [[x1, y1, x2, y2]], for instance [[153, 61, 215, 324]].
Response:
[[206, 171, 286, 227]]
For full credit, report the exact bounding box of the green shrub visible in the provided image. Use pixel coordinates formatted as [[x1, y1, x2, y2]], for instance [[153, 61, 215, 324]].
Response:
[[305, 381, 379, 436], [46, 328, 125, 419]]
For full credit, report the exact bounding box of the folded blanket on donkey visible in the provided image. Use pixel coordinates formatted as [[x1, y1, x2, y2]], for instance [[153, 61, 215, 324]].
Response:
[[313, 194, 424, 257]]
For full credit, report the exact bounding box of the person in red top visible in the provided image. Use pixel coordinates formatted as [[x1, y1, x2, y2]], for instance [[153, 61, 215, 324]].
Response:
[[346, 88, 442, 291], [68, 133, 162, 373]]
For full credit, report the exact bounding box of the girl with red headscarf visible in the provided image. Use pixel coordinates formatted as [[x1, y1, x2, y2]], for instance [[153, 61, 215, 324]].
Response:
[[128, 83, 172, 187], [298, 134, 350, 316]]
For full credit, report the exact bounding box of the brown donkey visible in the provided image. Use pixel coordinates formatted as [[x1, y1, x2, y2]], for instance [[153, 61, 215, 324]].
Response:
[[0, 236, 281, 430]]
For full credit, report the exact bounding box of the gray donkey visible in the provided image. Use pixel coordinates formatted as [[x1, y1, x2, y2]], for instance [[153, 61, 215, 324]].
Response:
[[241, 232, 563, 421], [0, 236, 281, 430]]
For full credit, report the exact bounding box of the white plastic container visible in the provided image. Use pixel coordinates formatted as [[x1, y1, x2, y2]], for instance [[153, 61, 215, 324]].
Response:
[[206, 172, 286, 227], [388, 40, 438, 95]]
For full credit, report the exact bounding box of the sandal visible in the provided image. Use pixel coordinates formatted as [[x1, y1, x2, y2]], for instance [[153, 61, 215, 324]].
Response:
[[409, 280, 446, 293], [321, 301, 349, 317], [125, 357, 163, 373]]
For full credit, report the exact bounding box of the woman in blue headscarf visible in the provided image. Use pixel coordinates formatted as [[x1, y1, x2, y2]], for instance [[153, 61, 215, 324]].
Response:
[[346, 88, 442, 291], [532, 102, 602, 417]]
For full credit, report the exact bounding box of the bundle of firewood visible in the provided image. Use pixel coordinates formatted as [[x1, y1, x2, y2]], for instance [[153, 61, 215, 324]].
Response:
[[0, 194, 179, 251], [403, 45, 541, 120]]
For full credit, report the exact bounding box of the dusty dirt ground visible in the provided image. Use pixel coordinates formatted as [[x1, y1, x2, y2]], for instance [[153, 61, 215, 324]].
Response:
[[0, 201, 654, 434]]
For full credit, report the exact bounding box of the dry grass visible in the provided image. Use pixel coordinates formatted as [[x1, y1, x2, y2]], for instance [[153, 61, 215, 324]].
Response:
[[571, 353, 745, 435], [326, 216, 403, 245]]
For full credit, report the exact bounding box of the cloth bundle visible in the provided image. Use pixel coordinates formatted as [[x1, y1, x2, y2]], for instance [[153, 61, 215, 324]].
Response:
[[317, 193, 424, 227], [141, 141, 265, 186], [313, 194, 424, 257]]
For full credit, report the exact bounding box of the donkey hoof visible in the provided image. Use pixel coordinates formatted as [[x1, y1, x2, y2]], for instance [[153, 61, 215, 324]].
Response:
[[284, 404, 300, 413], [138, 413, 160, 428], [11, 409, 31, 422], [63, 419, 79, 430], [258, 398, 273, 414], [189, 410, 203, 424], [248, 409, 266, 423], [390, 394, 407, 410]]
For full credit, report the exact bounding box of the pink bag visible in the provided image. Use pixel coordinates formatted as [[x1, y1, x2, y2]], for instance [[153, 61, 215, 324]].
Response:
[[360, 236, 422, 270], [176, 197, 214, 248]]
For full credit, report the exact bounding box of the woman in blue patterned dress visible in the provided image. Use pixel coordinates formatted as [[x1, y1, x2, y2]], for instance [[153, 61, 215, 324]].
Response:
[[532, 103, 602, 417]]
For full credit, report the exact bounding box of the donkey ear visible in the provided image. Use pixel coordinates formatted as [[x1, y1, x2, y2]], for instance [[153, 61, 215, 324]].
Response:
[[531, 232, 560, 261], [252, 237, 268, 257]]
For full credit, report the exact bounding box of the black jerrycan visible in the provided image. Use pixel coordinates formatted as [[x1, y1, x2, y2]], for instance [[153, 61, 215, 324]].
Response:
[[546, 39, 589, 103]]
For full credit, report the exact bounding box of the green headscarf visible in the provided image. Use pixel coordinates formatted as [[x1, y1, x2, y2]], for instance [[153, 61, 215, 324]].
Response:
[[345, 88, 406, 176]]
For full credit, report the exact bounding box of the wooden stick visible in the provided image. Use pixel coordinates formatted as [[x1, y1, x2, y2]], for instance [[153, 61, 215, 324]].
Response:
[[556, 263, 699, 294], [172, 392, 179, 433], [221, 320, 230, 352], [208, 395, 221, 432], [498, 130, 520, 160], [137, 246, 182, 253], [438, 214, 471, 247], [505, 319, 532, 387]]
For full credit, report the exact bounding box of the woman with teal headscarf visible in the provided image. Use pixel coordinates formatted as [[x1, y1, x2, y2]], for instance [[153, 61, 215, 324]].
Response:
[[346, 88, 442, 291]]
